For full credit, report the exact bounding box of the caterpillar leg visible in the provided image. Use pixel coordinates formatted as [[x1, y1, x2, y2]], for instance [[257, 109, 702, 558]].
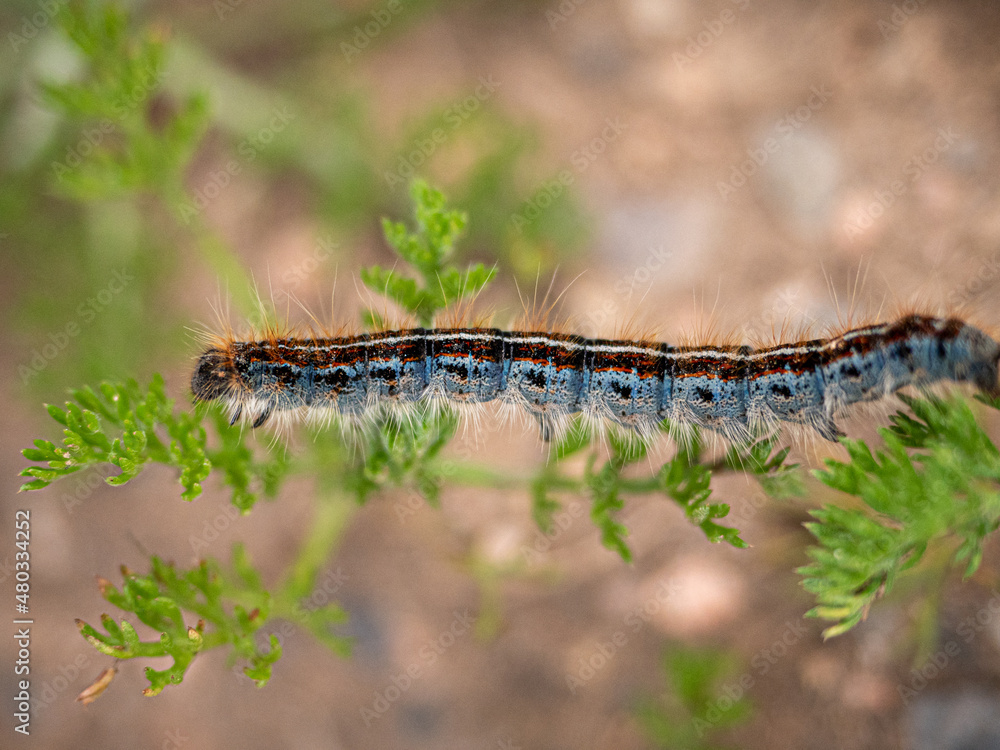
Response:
[[535, 413, 553, 442], [251, 405, 273, 429], [811, 413, 844, 441]]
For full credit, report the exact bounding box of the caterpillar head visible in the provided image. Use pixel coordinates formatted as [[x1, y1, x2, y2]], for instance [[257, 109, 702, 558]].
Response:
[[957, 324, 1000, 399], [191, 348, 239, 404]]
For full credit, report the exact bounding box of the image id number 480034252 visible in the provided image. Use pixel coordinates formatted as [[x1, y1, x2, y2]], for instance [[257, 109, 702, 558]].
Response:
[[13, 509, 32, 736]]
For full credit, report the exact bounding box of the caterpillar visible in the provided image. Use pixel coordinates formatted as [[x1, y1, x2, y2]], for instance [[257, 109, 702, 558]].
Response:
[[191, 314, 1000, 443]]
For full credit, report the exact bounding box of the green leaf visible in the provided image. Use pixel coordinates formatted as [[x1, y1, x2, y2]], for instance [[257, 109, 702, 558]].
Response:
[[22, 378, 286, 511], [800, 396, 1000, 638], [636, 645, 754, 748], [43, 3, 208, 203], [362, 179, 479, 326], [76, 548, 349, 697]]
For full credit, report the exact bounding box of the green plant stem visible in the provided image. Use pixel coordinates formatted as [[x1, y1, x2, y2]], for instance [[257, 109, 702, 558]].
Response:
[[161, 183, 260, 315], [442, 460, 673, 495], [281, 490, 357, 601], [442, 461, 554, 491], [911, 544, 954, 666], [196, 631, 234, 651]]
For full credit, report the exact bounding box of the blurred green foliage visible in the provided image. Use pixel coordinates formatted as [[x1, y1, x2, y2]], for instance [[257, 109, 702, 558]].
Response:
[[636, 646, 753, 749], [2, 0, 586, 402]]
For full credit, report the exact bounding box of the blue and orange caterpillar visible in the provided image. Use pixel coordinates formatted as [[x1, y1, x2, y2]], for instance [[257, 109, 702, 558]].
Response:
[[191, 314, 1000, 443]]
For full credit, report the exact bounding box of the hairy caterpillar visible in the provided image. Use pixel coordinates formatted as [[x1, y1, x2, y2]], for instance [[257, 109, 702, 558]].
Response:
[[190, 313, 1000, 443]]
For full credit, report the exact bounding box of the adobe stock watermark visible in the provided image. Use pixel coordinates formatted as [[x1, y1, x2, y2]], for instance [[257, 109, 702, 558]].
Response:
[[360, 609, 477, 726], [509, 117, 628, 232], [214, 0, 246, 21], [250, 567, 350, 652], [717, 84, 832, 201], [189, 503, 243, 555], [289, 567, 350, 621], [176, 106, 297, 224], [30, 652, 91, 716], [8, 0, 67, 53], [738, 285, 805, 340], [160, 728, 189, 750], [897, 590, 1000, 705], [394, 488, 431, 524], [726, 490, 770, 526], [946, 250, 1000, 308], [565, 578, 680, 694], [546, 0, 589, 29], [692, 619, 808, 737], [59, 466, 118, 515], [842, 127, 959, 239], [341, 0, 403, 61], [19, 268, 134, 385], [384, 75, 502, 189], [520, 501, 585, 564], [575, 245, 674, 337], [673, 0, 752, 70], [612, 246, 675, 296], [878, 0, 929, 39], [394, 434, 476, 523], [50, 63, 169, 182], [281, 234, 339, 286]]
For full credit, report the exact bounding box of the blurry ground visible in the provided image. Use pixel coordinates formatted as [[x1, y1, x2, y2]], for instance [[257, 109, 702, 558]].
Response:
[[4, 0, 1000, 748]]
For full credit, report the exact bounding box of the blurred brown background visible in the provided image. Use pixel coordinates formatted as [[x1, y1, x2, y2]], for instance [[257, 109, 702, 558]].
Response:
[[3, 0, 1000, 748]]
